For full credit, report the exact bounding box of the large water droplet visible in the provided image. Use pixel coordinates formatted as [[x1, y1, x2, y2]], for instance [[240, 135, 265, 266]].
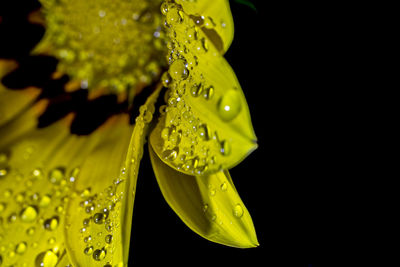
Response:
[[39, 195, 51, 208], [233, 204, 244, 218], [220, 140, 231, 156], [93, 213, 105, 224], [217, 90, 242, 121], [35, 250, 59, 267], [162, 148, 179, 161], [105, 234, 113, 244], [169, 59, 189, 81], [20, 205, 38, 223], [84, 246, 93, 255], [92, 248, 106, 261], [48, 167, 65, 184], [197, 124, 210, 141], [15, 242, 27, 254], [43, 217, 59, 231]]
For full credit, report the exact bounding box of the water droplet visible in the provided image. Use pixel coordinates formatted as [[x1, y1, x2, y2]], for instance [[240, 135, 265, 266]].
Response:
[[84, 246, 93, 255], [93, 213, 105, 224], [44, 217, 59, 231], [69, 167, 80, 183], [217, 90, 242, 121], [220, 140, 231, 156], [8, 212, 17, 223], [233, 204, 244, 218], [169, 59, 189, 81], [0, 202, 6, 213], [0, 167, 9, 178], [198, 124, 210, 140], [92, 248, 106, 261], [84, 235, 92, 243], [202, 204, 209, 212], [31, 168, 44, 180], [35, 250, 58, 267], [83, 218, 91, 226], [165, 5, 182, 24], [208, 184, 216, 196], [190, 83, 203, 97], [105, 234, 113, 244], [161, 72, 172, 87], [48, 167, 65, 184], [20, 205, 38, 223], [48, 237, 56, 245], [39, 195, 51, 208], [220, 182, 228, 191], [26, 227, 36, 236], [15, 242, 27, 254], [162, 148, 179, 161], [203, 86, 214, 100]]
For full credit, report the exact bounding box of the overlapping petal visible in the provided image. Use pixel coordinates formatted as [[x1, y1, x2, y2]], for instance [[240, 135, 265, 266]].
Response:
[[64, 85, 161, 266], [149, 146, 258, 248], [150, 1, 257, 176]]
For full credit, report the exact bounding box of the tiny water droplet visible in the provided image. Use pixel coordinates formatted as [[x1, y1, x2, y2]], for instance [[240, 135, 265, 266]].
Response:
[[220, 182, 228, 191], [26, 227, 36, 236]]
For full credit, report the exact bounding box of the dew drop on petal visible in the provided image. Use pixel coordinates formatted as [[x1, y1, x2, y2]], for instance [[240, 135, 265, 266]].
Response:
[[20, 205, 38, 223], [43, 217, 59, 231], [84, 246, 93, 256], [92, 248, 106, 261], [217, 90, 242, 121], [233, 204, 244, 218], [169, 59, 189, 81], [35, 250, 59, 267], [15, 242, 27, 254], [48, 167, 65, 184]]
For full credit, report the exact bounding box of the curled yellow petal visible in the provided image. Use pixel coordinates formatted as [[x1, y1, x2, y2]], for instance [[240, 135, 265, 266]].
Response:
[[64, 85, 161, 266], [149, 146, 259, 248], [150, 2, 257, 176]]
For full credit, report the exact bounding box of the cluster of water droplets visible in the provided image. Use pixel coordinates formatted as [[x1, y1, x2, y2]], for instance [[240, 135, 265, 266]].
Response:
[[155, 1, 243, 175], [200, 179, 245, 229], [0, 151, 78, 266], [75, 171, 126, 266]]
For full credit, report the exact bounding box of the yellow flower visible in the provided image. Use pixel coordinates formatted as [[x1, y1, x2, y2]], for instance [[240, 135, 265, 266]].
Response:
[[0, 0, 258, 266]]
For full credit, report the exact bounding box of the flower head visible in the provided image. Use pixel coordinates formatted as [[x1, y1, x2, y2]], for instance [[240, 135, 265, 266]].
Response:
[[0, 0, 258, 266]]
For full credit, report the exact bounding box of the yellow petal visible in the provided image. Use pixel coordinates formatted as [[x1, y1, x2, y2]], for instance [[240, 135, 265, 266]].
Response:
[[64, 85, 161, 266], [175, 0, 234, 53], [0, 59, 41, 126], [0, 113, 81, 267], [63, 115, 133, 267], [150, 4, 257, 176], [149, 146, 258, 248]]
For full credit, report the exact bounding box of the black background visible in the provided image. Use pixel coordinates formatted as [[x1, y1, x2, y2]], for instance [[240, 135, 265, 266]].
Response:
[[131, 1, 339, 266], [0, 0, 347, 265]]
